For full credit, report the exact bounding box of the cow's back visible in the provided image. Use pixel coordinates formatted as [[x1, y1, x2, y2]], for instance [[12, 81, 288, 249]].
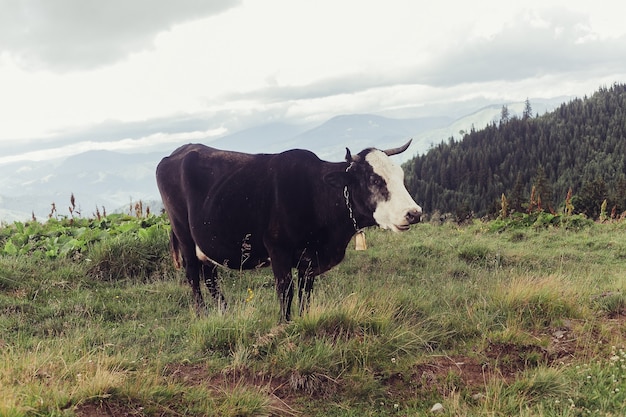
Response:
[[158, 143, 254, 185], [156, 144, 275, 267]]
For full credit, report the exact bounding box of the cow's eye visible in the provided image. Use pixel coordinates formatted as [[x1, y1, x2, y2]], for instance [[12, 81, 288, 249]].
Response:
[[370, 176, 382, 186]]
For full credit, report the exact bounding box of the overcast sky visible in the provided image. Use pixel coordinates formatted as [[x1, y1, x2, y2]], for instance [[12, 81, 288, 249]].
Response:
[[1, 0, 626, 163]]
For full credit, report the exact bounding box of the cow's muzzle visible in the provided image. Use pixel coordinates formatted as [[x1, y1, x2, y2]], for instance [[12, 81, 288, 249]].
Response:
[[405, 208, 422, 224]]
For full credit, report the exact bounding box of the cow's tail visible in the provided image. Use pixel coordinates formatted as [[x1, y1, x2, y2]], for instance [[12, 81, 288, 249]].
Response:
[[169, 230, 183, 269]]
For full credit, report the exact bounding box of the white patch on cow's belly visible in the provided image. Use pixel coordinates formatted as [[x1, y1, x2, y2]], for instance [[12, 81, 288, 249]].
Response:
[[196, 245, 228, 268], [195, 245, 209, 262], [195, 244, 270, 269]]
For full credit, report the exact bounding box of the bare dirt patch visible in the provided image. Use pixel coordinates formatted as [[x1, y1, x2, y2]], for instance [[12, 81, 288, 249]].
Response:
[[410, 355, 493, 393], [165, 363, 293, 396]]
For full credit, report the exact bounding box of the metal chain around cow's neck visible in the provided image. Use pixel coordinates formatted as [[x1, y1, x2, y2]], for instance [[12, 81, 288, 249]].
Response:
[[343, 161, 360, 232], [343, 185, 359, 232]]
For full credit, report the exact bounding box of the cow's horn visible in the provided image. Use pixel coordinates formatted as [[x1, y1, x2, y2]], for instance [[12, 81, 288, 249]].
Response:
[[383, 139, 412, 156]]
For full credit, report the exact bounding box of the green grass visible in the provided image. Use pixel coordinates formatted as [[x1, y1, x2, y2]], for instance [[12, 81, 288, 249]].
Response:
[[0, 216, 625, 416]]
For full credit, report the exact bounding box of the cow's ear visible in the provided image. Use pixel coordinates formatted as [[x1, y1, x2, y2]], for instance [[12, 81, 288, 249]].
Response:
[[345, 147, 352, 162], [324, 171, 353, 188]]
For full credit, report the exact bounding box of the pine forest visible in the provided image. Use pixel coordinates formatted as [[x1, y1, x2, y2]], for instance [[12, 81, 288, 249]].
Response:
[[403, 83, 626, 221]]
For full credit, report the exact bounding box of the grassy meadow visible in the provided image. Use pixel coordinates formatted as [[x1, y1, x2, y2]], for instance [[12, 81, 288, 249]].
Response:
[[0, 212, 625, 416]]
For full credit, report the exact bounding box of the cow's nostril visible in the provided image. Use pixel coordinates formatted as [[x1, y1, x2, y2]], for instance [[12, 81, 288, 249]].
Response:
[[406, 209, 422, 224]]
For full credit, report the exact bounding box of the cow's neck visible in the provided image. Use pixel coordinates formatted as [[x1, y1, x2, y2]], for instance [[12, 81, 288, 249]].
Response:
[[340, 184, 376, 234], [321, 161, 375, 237]]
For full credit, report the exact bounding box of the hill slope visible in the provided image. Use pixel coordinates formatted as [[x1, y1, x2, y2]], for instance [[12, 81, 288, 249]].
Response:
[[404, 83, 626, 219]]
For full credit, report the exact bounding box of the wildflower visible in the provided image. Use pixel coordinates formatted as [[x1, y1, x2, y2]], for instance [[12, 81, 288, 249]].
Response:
[[245, 288, 254, 303]]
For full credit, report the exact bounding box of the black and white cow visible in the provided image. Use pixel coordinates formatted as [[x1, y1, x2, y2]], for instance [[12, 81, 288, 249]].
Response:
[[156, 140, 421, 321]]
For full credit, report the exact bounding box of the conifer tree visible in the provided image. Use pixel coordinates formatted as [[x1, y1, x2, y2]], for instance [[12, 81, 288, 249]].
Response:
[[500, 105, 510, 125], [523, 98, 533, 119], [574, 178, 609, 219], [510, 173, 525, 213], [532, 167, 552, 210]]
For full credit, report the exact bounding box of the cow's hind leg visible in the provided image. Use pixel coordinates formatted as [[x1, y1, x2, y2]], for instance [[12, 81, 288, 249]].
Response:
[[273, 267, 293, 322], [170, 226, 206, 315], [183, 257, 206, 315], [202, 264, 227, 313], [297, 264, 315, 316], [277, 270, 294, 322], [267, 250, 294, 322]]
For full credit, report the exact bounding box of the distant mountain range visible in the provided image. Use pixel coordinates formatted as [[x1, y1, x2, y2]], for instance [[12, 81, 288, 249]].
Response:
[[0, 151, 162, 222], [0, 98, 567, 222]]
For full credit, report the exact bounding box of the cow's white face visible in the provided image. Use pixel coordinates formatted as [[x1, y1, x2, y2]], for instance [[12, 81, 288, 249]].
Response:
[[365, 150, 422, 232]]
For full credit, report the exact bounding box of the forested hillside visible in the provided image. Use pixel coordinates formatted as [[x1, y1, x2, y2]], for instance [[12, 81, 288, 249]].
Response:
[[404, 83, 626, 219]]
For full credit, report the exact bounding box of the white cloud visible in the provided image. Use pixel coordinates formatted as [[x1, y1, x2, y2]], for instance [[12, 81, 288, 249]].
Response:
[[0, 0, 240, 71], [0, 127, 226, 164], [0, 0, 625, 161]]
